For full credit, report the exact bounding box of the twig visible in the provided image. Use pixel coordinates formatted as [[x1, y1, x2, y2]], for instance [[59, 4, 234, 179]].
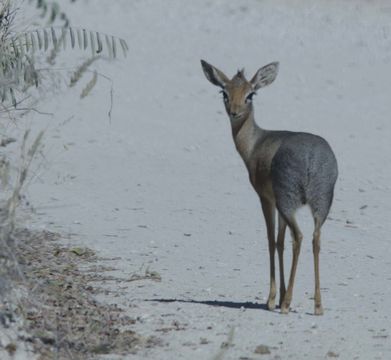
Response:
[[212, 327, 235, 360], [0, 137, 16, 147]]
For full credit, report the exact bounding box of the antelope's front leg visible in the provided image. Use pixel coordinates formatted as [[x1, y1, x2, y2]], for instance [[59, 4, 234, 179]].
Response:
[[260, 198, 276, 310]]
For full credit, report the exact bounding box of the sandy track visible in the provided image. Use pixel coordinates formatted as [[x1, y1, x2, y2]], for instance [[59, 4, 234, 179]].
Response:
[[24, 1, 391, 359]]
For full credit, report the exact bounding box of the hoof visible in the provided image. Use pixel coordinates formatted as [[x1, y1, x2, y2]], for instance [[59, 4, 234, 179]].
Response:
[[266, 295, 276, 310], [267, 298, 276, 311], [280, 304, 290, 314], [314, 305, 324, 316]]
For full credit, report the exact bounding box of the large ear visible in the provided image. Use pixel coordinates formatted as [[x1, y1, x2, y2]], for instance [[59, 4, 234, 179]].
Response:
[[200, 60, 229, 88], [250, 62, 279, 90]]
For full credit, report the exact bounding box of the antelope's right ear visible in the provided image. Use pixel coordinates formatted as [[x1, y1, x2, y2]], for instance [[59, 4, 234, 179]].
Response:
[[200, 60, 229, 88]]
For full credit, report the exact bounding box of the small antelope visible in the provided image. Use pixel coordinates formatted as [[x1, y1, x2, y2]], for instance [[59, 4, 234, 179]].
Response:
[[201, 60, 338, 315]]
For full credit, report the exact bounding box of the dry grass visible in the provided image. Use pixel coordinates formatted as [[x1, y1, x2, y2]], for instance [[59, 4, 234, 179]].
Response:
[[0, 132, 161, 358], [0, 130, 44, 300], [212, 327, 235, 360], [0, 228, 161, 359]]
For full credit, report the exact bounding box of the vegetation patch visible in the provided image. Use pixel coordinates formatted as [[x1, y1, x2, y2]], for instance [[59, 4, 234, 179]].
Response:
[[0, 228, 161, 359]]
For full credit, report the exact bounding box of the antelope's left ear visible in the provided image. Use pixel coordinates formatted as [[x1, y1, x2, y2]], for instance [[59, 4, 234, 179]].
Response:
[[250, 62, 279, 90]]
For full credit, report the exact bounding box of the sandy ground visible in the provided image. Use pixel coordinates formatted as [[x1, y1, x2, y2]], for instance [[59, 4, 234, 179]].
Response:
[[16, 0, 391, 359]]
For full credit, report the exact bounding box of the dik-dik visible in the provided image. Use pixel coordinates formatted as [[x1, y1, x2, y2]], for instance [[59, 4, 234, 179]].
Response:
[[201, 60, 338, 315]]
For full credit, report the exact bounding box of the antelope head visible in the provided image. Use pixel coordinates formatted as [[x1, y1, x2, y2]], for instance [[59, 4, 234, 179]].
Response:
[[201, 60, 279, 122]]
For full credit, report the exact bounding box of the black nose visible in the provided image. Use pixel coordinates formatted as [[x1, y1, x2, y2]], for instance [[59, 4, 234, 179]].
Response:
[[230, 112, 238, 117]]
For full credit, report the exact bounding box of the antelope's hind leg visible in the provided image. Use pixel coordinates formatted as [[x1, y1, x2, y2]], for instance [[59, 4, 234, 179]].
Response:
[[309, 194, 333, 316], [280, 216, 303, 315], [277, 214, 287, 308], [312, 222, 323, 315]]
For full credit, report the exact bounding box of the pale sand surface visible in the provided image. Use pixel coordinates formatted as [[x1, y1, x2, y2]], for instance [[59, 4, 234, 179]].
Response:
[[21, 1, 391, 358]]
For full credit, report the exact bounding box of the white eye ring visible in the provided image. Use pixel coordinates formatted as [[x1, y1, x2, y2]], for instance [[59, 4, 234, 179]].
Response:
[[220, 90, 229, 103], [245, 92, 256, 104]]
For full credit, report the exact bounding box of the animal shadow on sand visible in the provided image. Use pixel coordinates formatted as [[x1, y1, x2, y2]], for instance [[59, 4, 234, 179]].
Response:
[[144, 298, 269, 310]]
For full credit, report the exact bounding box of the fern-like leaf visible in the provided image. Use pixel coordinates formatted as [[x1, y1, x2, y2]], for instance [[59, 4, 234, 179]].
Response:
[[111, 36, 117, 59], [105, 34, 113, 58], [49, 2, 60, 24], [69, 27, 75, 48], [43, 28, 49, 50], [11, 27, 128, 59], [47, 26, 67, 65], [96, 32, 102, 54], [24, 33, 30, 52], [120, 39, 128, 58], [29, 0, 70, 27], [9, 87, 16, 107], [18, 36, 25, 58], [69, 56, 99, 87], [1, 10, 127, 109], [30, 32, 37, 52], [35, 30, 42, 49], [89, 30, 96, 56], [80, 70, 97, 99], [50, 27, 57, 47], [82, 28, 88, 50], [61, 27, 67, 50], [76, 28, 82, 49]]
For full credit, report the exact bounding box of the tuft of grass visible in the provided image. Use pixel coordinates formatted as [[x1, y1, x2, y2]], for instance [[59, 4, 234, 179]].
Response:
[[128, 265, 162, 282], [212, 327, 235, 360], [14, 229, 162, 358], [1, 0, 128, 109], [0, 130, 44, 285]]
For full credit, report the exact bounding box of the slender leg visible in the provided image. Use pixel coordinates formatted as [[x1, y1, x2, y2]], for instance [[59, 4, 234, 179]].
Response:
[[281, 217, 303, 314], [313, 222, 323, 315], [276, 214, 287, 308], [260, 198, 276, 310]]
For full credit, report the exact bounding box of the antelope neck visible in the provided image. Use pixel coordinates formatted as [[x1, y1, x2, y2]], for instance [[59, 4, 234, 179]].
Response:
[[231, 109, 264, 165]]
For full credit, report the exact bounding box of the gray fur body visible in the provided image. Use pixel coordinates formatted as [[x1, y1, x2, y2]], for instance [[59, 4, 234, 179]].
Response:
[[269, 131, 337, 225], [234, 122, 338, 226]]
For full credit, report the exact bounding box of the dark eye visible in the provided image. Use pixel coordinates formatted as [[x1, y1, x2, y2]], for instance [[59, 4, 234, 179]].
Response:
[[220, 90, 229, 103], [245, 92, 256, 103]]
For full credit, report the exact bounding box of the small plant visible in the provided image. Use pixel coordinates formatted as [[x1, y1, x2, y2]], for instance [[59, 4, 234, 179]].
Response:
[[0, 2, 130, 351], [0, 130, 44, 294], [0, 0, 128, 111], [129, 265, 162, 282], [212, 327, 235, 360]]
